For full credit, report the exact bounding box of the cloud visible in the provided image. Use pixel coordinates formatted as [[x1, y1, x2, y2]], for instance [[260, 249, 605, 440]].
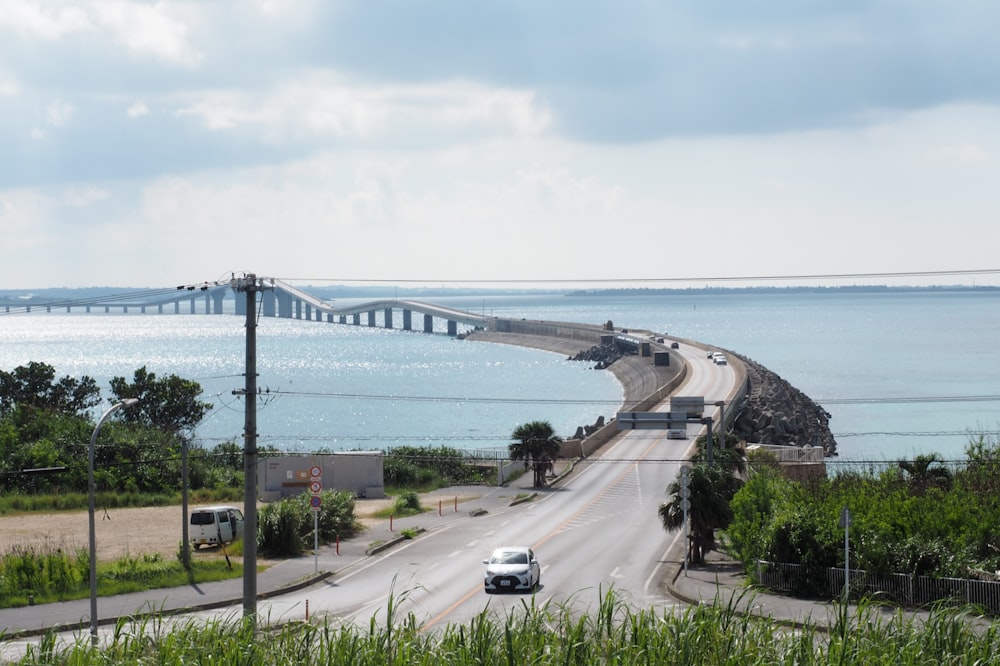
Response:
[[126, 100, 149, 118], [91, 1, 201, 66], [45, 99, 73, 127], [0, 0, 200, 66], [171, 74, 551, 148], [0, 0, 92, 40]]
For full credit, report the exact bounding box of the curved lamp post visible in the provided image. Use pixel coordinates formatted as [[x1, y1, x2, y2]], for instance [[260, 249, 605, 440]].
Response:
[[89, 398, 138, 644]]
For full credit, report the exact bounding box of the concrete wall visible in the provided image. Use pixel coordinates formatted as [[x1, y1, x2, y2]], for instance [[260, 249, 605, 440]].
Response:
[[258, 451, 385, 501]]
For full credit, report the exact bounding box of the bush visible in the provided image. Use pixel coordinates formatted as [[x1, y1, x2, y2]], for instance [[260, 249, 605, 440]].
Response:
[[258, 490, 361, 558], [258, 500, 306, 557], [393, 491, 421, 515]]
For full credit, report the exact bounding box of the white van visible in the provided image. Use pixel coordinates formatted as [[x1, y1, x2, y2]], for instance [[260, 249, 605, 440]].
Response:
[[190, 505, 245, 549], [667, 429, 687, 439]]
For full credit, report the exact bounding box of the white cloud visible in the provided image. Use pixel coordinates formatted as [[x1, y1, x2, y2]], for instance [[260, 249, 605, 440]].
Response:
[[0, 0, 92, 39], [63, 186, 110, 207], [0, 1, 200, 65], [92, 1, 201, 66], [932, 143, 991, 165], [126, 100, 149, 118], [171, 74, 551, 151], [0, 188, 55, 249], [45, 99, 73, 127]]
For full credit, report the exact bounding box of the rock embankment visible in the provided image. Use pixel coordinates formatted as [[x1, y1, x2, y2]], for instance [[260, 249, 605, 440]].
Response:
[[569, 341, 630, 369], [731, 353, 838, 456]]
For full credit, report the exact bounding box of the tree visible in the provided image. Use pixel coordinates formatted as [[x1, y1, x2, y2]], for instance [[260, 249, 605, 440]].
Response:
[[659, 463, 743, 565], [108, 366, 211, 435], [509, 421, 563, 487], [897, 453, 952, 495], [0, 361, 100, 416]]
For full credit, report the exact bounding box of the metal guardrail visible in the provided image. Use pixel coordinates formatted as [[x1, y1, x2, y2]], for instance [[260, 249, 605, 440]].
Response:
[[754, 560, 1000, 613]]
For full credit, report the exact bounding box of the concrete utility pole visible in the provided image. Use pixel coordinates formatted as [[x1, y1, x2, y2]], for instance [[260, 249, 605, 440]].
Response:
[[230, 273, 273, 620], [89, 398, 138, 645]]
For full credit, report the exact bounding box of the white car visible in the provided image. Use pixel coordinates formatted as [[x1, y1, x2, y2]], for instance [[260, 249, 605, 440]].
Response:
[[483, 546, 540, 593]]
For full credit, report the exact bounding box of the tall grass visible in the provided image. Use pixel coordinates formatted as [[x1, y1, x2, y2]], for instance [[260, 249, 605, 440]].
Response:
[[12, 588, 1000, 665], [0, 488, 242, 515], [0, 545, 241, 608]]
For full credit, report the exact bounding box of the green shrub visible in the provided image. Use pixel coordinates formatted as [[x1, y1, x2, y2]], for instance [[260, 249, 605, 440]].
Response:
[[393, 491, 421, 515], [258, 500, 306, 557]]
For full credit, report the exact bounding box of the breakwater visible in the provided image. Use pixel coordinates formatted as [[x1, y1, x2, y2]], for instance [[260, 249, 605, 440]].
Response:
[[466, 327, 837, 457]]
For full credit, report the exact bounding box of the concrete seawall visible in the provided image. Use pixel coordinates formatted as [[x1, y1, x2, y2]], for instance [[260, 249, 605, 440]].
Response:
[[463, 324, 702, 457]]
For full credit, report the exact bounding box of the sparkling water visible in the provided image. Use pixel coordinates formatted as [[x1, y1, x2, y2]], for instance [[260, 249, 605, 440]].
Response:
[[2, 289, 998, 462]]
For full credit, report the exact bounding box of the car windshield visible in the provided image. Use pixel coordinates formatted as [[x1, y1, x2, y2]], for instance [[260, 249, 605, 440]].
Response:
[[493, 551, 528, 565]]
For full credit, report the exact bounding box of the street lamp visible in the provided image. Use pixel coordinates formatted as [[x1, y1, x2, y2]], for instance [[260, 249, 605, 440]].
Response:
[[89, 398, 138, 644]]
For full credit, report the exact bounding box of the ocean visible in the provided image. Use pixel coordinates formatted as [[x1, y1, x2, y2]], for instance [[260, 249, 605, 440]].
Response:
[[1, 289, 998, 464]]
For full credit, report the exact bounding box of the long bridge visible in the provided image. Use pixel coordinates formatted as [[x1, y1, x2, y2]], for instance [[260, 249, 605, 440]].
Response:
[[4, 278, 503, 337]]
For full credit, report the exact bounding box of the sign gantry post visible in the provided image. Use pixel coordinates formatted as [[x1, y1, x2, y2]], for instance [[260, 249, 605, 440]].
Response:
[[680, 465, 691, 577]]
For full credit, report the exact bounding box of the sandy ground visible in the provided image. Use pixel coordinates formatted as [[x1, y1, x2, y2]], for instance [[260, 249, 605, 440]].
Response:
[[0, 497, 403, 563], [2, 331, 663, 564]]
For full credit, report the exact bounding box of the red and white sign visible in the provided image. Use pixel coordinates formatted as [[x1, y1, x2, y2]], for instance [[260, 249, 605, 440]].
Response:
[[309, 465, 322, 479]]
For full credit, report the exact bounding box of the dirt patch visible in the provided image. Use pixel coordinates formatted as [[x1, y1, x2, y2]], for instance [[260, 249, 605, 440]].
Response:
[[0, 493, 468, 563]]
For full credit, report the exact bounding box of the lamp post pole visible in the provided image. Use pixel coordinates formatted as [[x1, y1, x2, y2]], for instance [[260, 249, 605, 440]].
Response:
[[89, 398, 138, 645]]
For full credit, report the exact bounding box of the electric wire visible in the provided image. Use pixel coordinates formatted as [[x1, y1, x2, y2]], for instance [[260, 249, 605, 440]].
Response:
[[272, 268, 1000, 285]]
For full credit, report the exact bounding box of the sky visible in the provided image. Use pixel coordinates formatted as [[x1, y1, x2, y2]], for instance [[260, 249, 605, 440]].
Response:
[[2, 1, 1000, 290]]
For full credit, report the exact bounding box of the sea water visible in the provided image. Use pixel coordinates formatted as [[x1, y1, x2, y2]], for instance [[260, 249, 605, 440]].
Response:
[[1, 289, 998, 463]]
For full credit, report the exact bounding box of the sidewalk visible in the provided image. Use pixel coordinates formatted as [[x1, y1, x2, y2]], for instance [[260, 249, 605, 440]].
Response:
[[0, 483, 535, 639], [0, 466, 947, 639]]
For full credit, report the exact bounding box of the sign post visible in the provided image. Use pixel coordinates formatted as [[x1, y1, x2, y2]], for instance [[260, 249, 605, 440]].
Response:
[[839, 506, 852, 601], [310, 465, 322, 572]]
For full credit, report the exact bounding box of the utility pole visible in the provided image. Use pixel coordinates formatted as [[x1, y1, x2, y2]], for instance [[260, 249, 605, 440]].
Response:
[[230, 273, 272, 620]]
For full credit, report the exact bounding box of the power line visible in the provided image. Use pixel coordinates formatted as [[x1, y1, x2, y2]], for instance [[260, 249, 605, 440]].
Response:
[[273, 268, 1000, 285], [816, 395, 1000, 405], [232, 388, 1000, 407]]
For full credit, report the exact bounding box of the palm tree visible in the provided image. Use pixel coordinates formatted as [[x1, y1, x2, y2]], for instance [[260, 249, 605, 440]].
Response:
[[659, 463, 742, 565], [897, 453, 952, 495], [509, 421, 563, 487]]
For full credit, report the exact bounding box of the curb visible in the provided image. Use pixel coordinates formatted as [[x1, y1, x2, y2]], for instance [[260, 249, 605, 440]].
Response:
[[366, 527, 427, 556], [7, 570, 335, 641]]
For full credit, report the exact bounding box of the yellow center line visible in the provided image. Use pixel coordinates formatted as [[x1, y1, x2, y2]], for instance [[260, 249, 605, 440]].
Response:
[[422, 432, 665, 631]]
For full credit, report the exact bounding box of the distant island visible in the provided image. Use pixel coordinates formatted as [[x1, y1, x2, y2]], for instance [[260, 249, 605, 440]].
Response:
[[3, 283, 999, 308], [564, 285, 1000, 296]]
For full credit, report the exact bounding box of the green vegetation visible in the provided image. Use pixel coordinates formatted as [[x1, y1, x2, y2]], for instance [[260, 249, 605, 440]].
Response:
[[383, 445, 492, 490], [258, 490, 362, 558], [659, 435, 744, 564], [0, 362, 254, 501], [12, 588, 1000, 664], [393, 491, 422, 516], [726, 433, 1000, 593], [509, 420, 562, 487], [0, 545, 241, 609]]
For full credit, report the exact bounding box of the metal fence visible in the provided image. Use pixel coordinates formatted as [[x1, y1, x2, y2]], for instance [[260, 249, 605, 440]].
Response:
[[754, 560, 1000, 613]]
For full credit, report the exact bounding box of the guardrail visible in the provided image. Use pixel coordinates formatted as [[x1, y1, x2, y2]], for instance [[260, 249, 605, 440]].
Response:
[[755, 560, 1000, 613]]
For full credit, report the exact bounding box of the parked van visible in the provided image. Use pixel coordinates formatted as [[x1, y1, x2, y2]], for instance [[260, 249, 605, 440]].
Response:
[[190, 505, 245, 550]]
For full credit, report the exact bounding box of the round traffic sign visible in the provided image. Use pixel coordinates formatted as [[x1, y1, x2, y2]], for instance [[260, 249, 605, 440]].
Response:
[[680, 486, 690, 499], [309, 481, 322, 494], [680, 498, 691, 512], [310, 495, 322, 508], [309, 465, 322, 479]]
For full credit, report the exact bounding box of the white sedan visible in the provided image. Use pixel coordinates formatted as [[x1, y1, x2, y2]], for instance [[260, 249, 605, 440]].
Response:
[[483, 546, 540, 593]]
